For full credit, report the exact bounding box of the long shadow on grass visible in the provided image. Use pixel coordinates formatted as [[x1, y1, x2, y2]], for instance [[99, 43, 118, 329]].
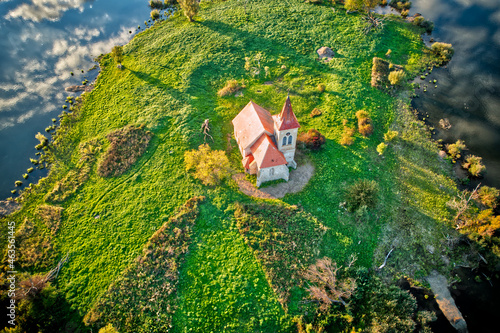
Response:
[[198, 19, 321, 76], [127, 68, 186, 103]]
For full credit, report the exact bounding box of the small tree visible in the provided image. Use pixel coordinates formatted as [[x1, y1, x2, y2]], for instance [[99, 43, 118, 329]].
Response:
[[179, 0, 199, 22], [111, 45, 123, 65], [184, 144, 231, 185], [303, 257, 356, 310]]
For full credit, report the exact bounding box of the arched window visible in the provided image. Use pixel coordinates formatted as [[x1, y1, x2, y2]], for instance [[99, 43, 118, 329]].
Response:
[[283, 132, 291, 146], [270, 168, 275, 176]]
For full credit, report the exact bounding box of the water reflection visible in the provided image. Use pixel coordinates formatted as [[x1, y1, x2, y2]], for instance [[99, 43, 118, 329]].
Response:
[[0, 0, 150, 199], [5, 0, 93, 22], [410, 0, 500, 188]]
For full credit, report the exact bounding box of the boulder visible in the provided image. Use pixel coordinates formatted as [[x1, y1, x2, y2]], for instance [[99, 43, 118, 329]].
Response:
[[65, 84, 94, 93], [317, 47, 334, 62]]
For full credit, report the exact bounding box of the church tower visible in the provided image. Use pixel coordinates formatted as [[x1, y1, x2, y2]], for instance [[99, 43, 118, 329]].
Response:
[[273, 95, 300, 169]]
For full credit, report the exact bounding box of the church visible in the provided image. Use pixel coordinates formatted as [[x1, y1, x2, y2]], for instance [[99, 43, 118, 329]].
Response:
[[232, 95, 300, 187]]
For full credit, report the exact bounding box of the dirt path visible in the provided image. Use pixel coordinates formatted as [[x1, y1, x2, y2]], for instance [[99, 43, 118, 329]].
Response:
[[233, 162, 315, 199], [426, 270, 468, 333]]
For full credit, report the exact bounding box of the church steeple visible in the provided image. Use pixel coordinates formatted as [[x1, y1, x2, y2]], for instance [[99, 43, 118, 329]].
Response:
[[276, 94, 300, 131]]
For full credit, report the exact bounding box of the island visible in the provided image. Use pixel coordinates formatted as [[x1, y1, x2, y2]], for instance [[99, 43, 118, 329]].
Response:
[[1, 1, 498, 332]]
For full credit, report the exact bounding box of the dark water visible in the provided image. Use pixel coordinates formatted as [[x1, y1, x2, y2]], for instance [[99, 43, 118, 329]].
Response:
[[0, 0, 152, 199], [409, 0, 500, 189]]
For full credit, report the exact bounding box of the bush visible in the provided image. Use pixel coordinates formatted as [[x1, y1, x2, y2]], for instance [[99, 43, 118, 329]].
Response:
[[431, 42, 454, 63], [97, 125, 153, 178], [297, 129, 326, 150], [389, 0, 412, 11], [35, 132, 48, 147], [151, 9, 160, 21], [345, 179, 379, 212], [477, 186, 500, 209], [462, 155, 486, 177], [38, 205, 64, 234], [446, 139, 466, 160], [388, 69, 405, 85], [461, 209, 500, 238], [371, 57, 390, 88], [99, 324, 119, 333], [149, 0, 173, 9], [384, 130, 398, 142], [184, 144, 231, 185], [317, 83, 326, 92], [377, 142, 387, 155], [310, 108, 322, 118], [217, 79, 244, 97], [356, 110, 373, 137], [15, 180, 23, 187], [340, 124, 355, 146]]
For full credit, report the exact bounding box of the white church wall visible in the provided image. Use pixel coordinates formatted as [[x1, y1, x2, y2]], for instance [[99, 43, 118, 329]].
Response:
[[256, 165, 289, 187]]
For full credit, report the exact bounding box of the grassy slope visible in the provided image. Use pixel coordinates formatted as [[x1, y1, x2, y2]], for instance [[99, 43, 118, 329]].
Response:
[[1, 0, 462, 331]]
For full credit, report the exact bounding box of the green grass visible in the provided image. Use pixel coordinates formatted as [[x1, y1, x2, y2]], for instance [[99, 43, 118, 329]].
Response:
[[0, 0, 464, 331], [172, 199, 290, 332]]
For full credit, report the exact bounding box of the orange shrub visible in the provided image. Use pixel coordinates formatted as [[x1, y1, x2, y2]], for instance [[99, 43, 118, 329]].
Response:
[[356, 110, 373, 137]]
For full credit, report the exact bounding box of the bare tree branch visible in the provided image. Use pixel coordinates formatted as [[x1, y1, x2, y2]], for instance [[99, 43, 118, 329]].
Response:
[[303, 257, 356, 310]]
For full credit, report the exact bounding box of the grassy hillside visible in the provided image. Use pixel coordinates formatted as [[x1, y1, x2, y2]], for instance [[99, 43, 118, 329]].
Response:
[[1, 0, 467, 331]]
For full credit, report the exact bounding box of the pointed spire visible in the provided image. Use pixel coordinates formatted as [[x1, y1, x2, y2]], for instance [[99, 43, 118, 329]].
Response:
[[276, 95, 300, 131]]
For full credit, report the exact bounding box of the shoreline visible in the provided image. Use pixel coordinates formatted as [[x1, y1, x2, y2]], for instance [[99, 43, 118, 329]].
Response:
[[1, 1, 498, 331]]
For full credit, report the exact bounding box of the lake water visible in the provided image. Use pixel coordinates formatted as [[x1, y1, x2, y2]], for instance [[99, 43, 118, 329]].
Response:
[[1, 1, 499, 199], [409, 0, 500, 189], [0, 0, 152, 199]]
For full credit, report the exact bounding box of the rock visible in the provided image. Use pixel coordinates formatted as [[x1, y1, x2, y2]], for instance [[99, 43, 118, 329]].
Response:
[[0, 200, 20, 218], [453, 163, 469, 181], [317, 47, 334, 62], [439, 118, 452, 130], [65, 84, 94, 93], [427, 271, 468, 333]]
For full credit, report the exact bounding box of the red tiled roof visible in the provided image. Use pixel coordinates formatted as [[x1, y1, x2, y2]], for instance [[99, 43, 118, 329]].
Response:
[[242, 154, 254, 169], [275, 95, 300, 131], [250, 134, 287, 169], [232, 101, 274, 150]]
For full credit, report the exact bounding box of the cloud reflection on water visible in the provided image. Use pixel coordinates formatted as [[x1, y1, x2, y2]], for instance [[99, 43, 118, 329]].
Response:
[[0, 22, 134, 129], [5, 0, 92, 22]]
